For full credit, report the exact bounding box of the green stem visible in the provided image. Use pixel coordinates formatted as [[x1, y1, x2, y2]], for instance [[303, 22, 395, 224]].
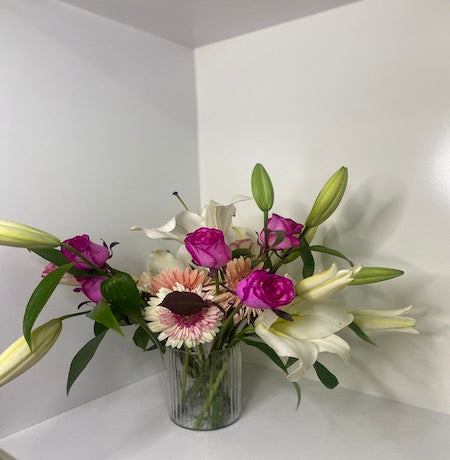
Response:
[[261, 210, 273, 269], [263, 210, 269, 253], [230, 326, 254, 347], [193, 360, 229, 429], [198, 344, 206, 366], [212, 308, 240, 351], [58, 310, 91, 321], [215, 275, 220, 296], [180, 347, 190, 403], [270, 247, 295, 273]]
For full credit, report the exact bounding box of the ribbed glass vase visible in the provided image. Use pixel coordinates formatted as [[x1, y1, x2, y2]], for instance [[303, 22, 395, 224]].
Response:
[[165, 345, 242, 430]]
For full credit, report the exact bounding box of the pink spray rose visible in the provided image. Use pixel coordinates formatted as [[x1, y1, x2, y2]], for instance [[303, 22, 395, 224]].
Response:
[[259, 214, 304, 250], [61, 234, 110, 269], [185, 227, 232, 269], [229, 238, 257, 256], [41, 263, 80, 286], [236, 270, 295, 309], [78, 276, 108, 303]]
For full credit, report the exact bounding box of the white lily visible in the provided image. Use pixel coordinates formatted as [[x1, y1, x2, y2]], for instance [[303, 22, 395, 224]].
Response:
[[202, 195, 250, 233], [130, 211, 201, 243], [255, 300, 353, 381], [131, 195, 251, 244], [147, 250, 186, 276], [295, 263, 361, 302], [137, 249, 187, 293], [351, 306, 418, 334]]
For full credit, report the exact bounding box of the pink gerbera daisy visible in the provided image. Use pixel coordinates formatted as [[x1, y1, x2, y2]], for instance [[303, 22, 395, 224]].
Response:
[[144, 284, 221, 349]]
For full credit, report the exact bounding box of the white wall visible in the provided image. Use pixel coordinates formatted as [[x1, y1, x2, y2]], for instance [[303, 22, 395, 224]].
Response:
[[196, 0, 450, 414], [0, 0, 199, 437]]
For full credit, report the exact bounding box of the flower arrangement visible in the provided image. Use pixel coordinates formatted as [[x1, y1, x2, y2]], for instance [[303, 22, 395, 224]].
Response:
[[0, 164, 417, 430]]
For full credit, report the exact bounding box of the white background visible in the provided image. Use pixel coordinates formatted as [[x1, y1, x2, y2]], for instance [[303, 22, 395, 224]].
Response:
[[196, 0, 450, 414], [0, 0, 449, 441], [0, 0, 199, 437]]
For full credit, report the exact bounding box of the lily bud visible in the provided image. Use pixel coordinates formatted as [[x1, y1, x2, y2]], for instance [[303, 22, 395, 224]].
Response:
[[0, 319, 62, 387], [351, 306, 418, 334], [350, 267, 404, 285], [305, 167, 348, 228], [0, 219, 60, 249], [251, 163, 274, 212], [296, 263, 361, 301]]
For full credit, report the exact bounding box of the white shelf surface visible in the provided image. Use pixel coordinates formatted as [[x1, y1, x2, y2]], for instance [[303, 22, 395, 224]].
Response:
[[1, 364, 449, 460]]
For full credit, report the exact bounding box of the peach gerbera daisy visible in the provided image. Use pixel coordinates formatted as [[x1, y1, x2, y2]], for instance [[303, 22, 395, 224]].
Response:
[[211, 257, 264, 321], [151, 267, 210, 294], [137, 267, 210, 295]]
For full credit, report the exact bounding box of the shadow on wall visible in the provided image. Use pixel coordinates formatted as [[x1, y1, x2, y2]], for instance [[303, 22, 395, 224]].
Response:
[[0, 448, 17, 460], [3, 0, 195, 126]]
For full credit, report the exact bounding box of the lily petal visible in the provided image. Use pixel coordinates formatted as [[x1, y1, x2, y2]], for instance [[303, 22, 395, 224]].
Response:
[[311, 334, 351, 363], [351, 305, 413, 317], [147, 250, 186, 276], [254, 310, 318, 381], [282, 300, 353, 339], [131, 211, 202, 243], [295, 263, 338, 292], [295, 264, 361, 301], [351, 305, 418, 334]]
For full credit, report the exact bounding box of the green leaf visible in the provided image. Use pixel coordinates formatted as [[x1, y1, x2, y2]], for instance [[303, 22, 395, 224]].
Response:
[[242, 338, 287, 373], [67, 331, 107, 394], [133, 326, 150, 350], [32, 248, 69, 266], [313, 361, 339, 389], [305, 166, 348, 228], [309, 245, 354, 267], [286, 357, 298, 369], [350, 267, 404, 285], [299, 238, 315, 278], [87, 300, 124, 336], [269, 230, 286, 249], [100, 272, 141, 315], [282, 247, 301, 264], [23, 262, 75, 349], [231, 248, 252, 259], [251, 163, 274, 212], [292, 381, 302, 410], [94, 322, 108, 336], [101, 273, 162, 352], [31, 248, 87, 278], [348, 321, 377, 346]]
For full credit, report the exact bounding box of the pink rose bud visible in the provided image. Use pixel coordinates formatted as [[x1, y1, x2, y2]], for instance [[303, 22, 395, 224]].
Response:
[[79, 276, 108, 303], [41, 263, 80, 287], [259, 214, 304, 250], [236, 270, 295, 309], [185, 227, 232, 269], [61, 234, 110, 269], [229, 238, 256, 255]]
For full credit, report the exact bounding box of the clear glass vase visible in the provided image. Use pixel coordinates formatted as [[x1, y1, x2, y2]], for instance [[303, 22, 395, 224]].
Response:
[[165, 344, 242, 430]]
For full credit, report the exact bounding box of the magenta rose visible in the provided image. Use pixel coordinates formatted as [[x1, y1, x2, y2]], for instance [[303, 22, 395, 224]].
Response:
[[61, 234, 110, 269], [185, 227, 232, 269], [259, 214, 304, 250], [78, 276, 108, 303], [236, 270, 295, 309]]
